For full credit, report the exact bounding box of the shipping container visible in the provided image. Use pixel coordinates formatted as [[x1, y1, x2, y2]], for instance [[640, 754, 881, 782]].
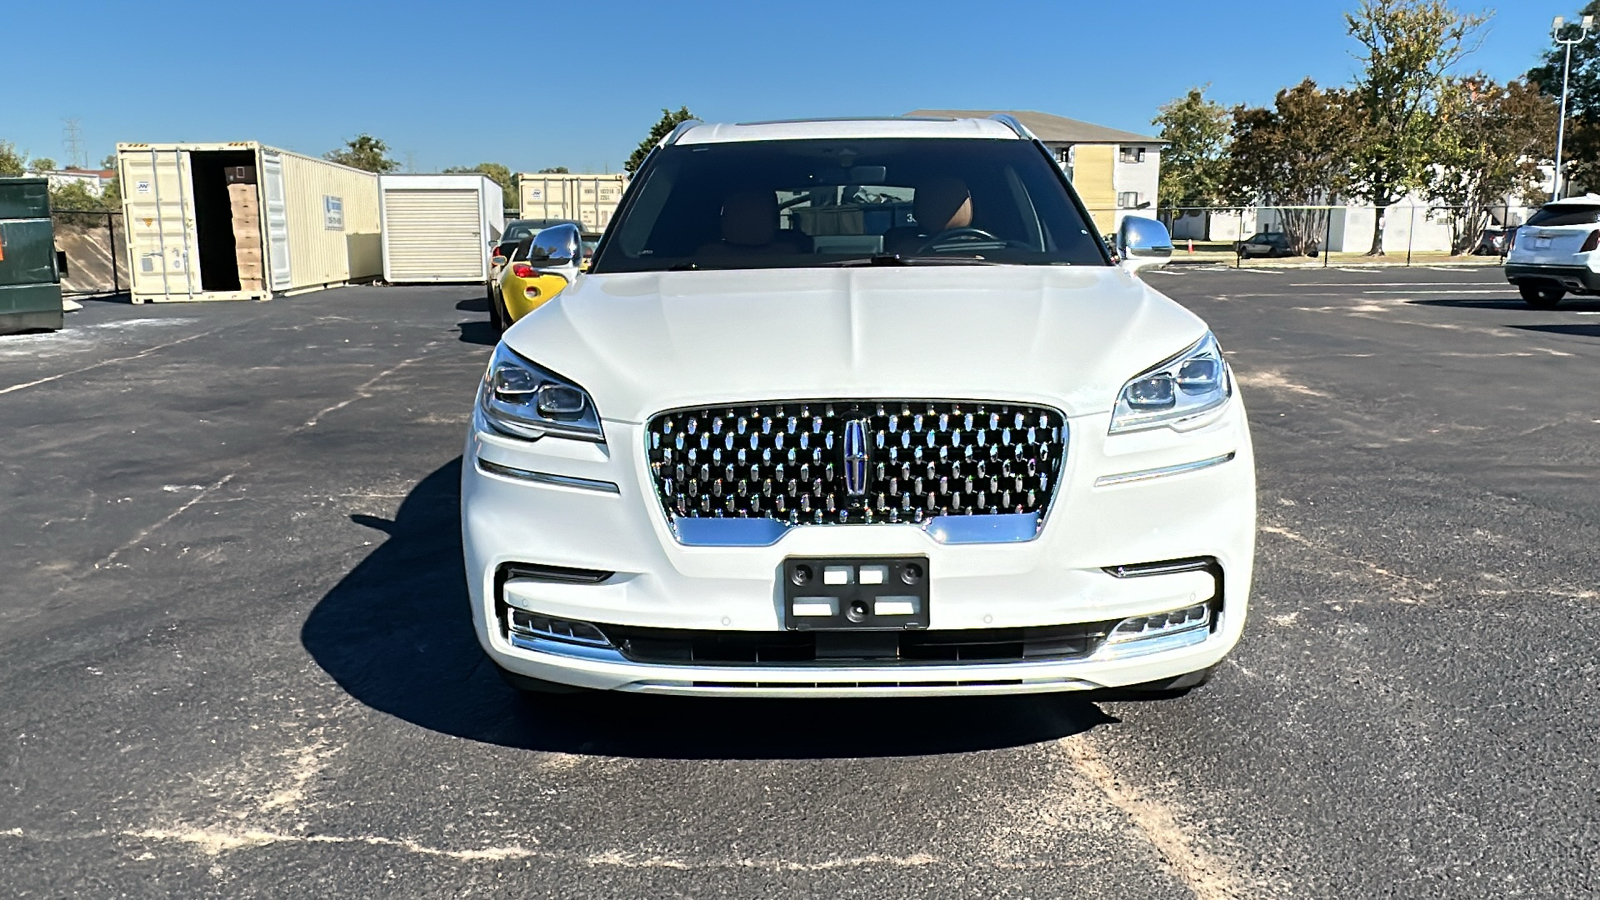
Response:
[[379, 174, 505, 283], [0, 177, 64, 333], [117, 142, 381, 303], [515, 173, 627, 232]]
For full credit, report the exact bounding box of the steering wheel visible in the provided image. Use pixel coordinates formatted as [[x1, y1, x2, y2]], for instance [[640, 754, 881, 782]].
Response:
[[920, 226, 1004, 252]]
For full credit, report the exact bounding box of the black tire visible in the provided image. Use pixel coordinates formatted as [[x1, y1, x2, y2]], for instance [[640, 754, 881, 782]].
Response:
[[1519, 284, 1564, 309], [489, 289, 508, 334]]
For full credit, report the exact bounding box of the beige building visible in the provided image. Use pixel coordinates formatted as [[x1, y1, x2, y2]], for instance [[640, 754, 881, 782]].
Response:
[[906, 109, 1165, 235]]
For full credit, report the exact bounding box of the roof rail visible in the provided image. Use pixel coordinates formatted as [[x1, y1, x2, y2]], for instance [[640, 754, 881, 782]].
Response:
[[660, 119, 704, 149], [988, 114, 1036, 141]]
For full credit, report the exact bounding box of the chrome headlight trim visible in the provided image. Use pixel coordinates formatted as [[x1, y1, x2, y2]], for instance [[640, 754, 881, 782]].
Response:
[[1108, 332, 1232, 435], [479, 343, 605, 443]]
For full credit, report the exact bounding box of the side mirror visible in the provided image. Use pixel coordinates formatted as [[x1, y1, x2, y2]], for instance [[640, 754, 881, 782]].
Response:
[[528, 223, 581, 269], [1115, 216, 1173, 272]]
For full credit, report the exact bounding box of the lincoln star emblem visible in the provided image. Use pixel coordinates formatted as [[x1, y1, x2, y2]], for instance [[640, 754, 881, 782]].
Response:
[[843, 419, 870, 496]]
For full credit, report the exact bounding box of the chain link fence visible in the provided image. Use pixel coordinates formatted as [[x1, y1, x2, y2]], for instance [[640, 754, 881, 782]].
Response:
[[51, 208, 127, 298], [1085, 204, 1526, 267]]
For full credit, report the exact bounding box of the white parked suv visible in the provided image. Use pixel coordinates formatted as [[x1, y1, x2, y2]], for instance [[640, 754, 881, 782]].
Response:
[[1505, 194, 1600, 308], [461, 115, 1256, 698]]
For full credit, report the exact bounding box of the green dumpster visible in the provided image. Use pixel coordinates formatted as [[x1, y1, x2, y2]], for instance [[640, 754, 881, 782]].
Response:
[[0, 176, 64, 334]]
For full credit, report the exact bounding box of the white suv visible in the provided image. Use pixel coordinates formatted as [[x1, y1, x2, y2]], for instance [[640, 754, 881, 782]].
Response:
[[1506, 194, 1600, 308], [461, 116, 1256, 699]]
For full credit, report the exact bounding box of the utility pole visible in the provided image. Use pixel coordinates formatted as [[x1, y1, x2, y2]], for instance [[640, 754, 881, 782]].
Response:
[[1552, 15, 1595, 200], [62, 118, 84, 168]]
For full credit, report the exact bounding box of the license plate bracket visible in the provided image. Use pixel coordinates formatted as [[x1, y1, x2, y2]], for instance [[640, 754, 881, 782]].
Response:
[[781, 556, 930, 631]]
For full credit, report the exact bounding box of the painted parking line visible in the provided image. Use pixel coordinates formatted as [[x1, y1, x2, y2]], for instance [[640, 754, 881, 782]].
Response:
[[1362, 289, 1515, 295]]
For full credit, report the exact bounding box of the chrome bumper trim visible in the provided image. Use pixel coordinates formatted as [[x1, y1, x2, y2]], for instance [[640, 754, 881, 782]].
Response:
[[477, 458, 620, 494], [668, 510, 1043, 547], [674, 517, 790, 547], [925, 511, 1040, 544], [1094, 452, 1236, 488]]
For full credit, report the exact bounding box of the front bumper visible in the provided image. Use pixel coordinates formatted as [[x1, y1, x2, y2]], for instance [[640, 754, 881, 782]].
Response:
[[461, 399, 1256, 697], [1505, 263, 1600, 292]]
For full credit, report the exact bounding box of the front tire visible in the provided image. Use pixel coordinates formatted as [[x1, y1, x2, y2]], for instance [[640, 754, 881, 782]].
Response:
[[1519, 284, 1565, 309], [489, 290, 508, 334]]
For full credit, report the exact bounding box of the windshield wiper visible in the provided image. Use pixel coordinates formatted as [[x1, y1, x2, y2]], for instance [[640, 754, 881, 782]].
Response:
[[818, 254, 1001, 267]]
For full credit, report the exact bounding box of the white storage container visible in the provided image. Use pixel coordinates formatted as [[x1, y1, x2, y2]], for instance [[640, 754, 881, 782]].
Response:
[[379, 174, 505, 283], [117, 141, 381, 303], [515, 173, 627, 232]]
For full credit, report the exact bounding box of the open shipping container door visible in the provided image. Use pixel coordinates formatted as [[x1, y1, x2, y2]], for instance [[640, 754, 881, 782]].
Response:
[[261, 150, 292, 291], [121, 148, 202, 300]]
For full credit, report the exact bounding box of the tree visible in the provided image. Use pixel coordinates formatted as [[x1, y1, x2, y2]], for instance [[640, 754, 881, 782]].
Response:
[[100, 172, 122, 209], [1528, 1, 1600, 194], [1344, 0, 1488, 254], [28, 156, 57, 173], [0, 141, 25, 176], [325, 134, 399, 173], [538, 166, 570, 174], [49, 181, 107, 212], [100, 153, 117, 169], [1226, 80, 1365, 254], [1153, 86, 1232, 209], [443, 162, 514, 194], [626, 106, 694, 174], [1424, 76, 1557, 252]]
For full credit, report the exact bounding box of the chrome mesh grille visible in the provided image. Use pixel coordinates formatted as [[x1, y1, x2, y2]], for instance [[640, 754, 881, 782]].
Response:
[[644, 401, 1067, 526]]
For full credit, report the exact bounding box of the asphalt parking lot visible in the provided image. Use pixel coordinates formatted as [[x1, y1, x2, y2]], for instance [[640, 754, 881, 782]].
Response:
[[2, 265, 1597, 898]]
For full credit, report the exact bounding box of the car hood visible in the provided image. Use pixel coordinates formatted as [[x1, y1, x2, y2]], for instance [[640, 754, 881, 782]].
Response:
[[501, 265, 1209, 422]]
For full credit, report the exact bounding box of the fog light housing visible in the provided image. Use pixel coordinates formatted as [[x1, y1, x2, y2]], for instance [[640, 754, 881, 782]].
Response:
[[506, 609, 614, 648], [1097, 602, 1211, 660]]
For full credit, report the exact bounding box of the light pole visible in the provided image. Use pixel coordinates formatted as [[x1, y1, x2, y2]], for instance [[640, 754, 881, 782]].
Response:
[[1552, 14, 1595, 200]]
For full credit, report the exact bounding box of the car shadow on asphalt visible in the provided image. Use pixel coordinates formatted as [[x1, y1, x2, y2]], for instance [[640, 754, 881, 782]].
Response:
[[1508, 323, 1600, 339], [301, 458, 1120, 759], [455, 297, 487, 312], [1408, 296, 1600, 312], [457, 320, 498, 346]]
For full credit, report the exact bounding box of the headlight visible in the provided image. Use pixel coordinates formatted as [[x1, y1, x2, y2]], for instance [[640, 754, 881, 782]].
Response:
[[478, 344, 604, 442], [1109, 333, 1232, 434]]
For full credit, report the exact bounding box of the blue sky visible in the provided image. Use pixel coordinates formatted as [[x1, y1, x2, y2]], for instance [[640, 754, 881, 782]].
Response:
[[4, 0, 1573, 174]]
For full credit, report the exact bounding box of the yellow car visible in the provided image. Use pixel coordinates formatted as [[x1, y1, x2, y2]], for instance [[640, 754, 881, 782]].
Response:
[[489, 225, 600, 333]]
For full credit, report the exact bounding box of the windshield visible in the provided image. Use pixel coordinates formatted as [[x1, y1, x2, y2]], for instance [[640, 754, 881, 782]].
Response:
[[502, 221, 541, 243], [1526, 204, 1600, 228], [589, 138, 1108, 273]]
